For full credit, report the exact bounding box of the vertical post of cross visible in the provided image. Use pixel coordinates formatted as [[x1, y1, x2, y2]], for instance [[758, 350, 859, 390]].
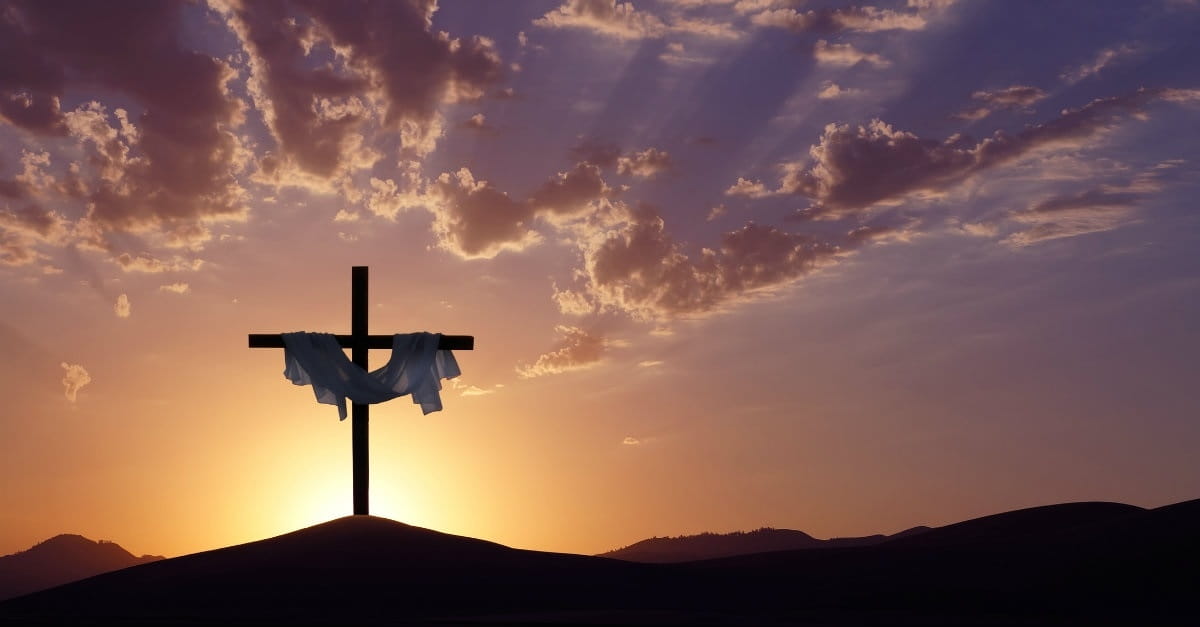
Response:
[[351, 266, 369, 515]]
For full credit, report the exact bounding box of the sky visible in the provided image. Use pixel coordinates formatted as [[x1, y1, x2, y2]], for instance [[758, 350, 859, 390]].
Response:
[[2, 0, 1199, 559]]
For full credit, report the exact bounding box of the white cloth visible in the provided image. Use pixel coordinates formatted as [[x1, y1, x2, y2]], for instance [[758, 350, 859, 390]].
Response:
[[280, 332, 461, 419]]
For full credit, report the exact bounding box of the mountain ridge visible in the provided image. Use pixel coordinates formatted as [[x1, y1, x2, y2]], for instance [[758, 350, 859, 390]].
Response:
[[0, 534, 163, 602], [2, 499, 1196, 625], [598, 524, 933, 562]]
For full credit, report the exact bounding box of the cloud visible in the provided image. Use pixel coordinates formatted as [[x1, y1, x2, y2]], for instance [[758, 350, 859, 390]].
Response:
[[724, 177, 774, 198], [617, 148, 672, 178], [114, 293, 131, 318], [517, 325, 610, 378], [637, 360, 663, 367], [534, 0, 745, 40], [570, 141, 672, 179], [366, 163, 425, 219], [812, 40, 891, 68], [459, 385, 496, 397], [706, 204, 727, 221], [529, 162, 610, 215], [461, 113, 490, 130], [60, 362, 91, 402], [622, 436, 641, 445], [159, 282, 190, 294], [114, 253, 204, 274], [534, 0, 667, 39], [333, 209, 360, 223], [570, 139, 623, 169], [0, 1, 249, 257], [954, 85, 1047, 120], [1002, 166, 1169, 247], [1061, 43, 1138, 84], [427, 168, 538, 259], [757, 89, 1187, 218], [553, 282, 597, 315], [572, 205, 839, 319], [817, 81, 862, 100], [217, 0, 502, 184], [669, 17, 741, 40], [751, 6, 926, 33], [427, 160, 614, 259]]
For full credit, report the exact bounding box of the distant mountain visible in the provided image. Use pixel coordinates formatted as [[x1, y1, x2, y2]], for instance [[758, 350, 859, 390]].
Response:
[[0, 534, 163, 601], [1, 499, 1196, 626], [600, 525, 931, 562]]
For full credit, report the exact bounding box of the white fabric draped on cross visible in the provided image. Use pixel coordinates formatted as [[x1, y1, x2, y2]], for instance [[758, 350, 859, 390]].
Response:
[[280, 332, 461, 419]]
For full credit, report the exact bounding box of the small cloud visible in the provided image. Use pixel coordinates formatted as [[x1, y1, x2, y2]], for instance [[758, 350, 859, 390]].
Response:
[[533, 0, 667, 40], [333, 209, 360, 222], [461, 113, 491, 130], [725, 177, 774, 198], [616, 147, 672, 178], [706, 204, 727, 221], [460, 385, 496, 397], [60, 362, 91, 402], [817, 81, 862, 100], [517, 325, 609, 378], [114, 293, 131, 318], [957, 221, 999, 238], [812, 39, 890, 68], [953, 85, 1047, 120], [638, 360, 663, 368], [159, 282, 190, 294], [622, 436, 641, 445]]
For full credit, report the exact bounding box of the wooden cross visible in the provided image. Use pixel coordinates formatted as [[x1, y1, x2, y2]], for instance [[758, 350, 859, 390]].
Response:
[[248, 266, 474, 516]]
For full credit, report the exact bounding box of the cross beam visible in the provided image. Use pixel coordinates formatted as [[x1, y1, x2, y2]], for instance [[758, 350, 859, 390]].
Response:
[[248, 266, 473, 515]]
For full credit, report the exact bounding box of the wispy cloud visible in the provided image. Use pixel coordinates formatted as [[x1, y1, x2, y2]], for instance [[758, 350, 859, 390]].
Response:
[[1061, 43, 1138, 84]]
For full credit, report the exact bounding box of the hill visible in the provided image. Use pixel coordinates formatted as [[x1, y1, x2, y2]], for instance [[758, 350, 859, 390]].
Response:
[[600, 525, 931, 562], [0, 534, 162, 601], [1, 499, 1196, 625]]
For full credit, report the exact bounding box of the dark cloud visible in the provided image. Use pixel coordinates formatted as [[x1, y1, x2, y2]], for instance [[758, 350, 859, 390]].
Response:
[[574, 205, 839, 319], [0, 0, 248, 256], [430, 162, 611, 258], [529, 162, 609, 215], [427, 168, 537, 259], [569, 139, 622, 169], [766, 89, 1186, 218], [220, 0, 503, 180]]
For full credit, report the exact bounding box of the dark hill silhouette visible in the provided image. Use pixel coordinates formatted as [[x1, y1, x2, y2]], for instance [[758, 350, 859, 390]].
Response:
[[600, 525, 931, 562], [0, 534, 162, 601], [2, 500, 1197, 626]]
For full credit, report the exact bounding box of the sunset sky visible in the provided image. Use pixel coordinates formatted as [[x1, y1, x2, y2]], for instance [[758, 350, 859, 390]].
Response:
[[2, 0, 1199, 560]]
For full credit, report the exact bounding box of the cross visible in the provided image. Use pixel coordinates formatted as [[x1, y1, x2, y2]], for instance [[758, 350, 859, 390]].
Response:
[[248, 266, 474, 516]]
